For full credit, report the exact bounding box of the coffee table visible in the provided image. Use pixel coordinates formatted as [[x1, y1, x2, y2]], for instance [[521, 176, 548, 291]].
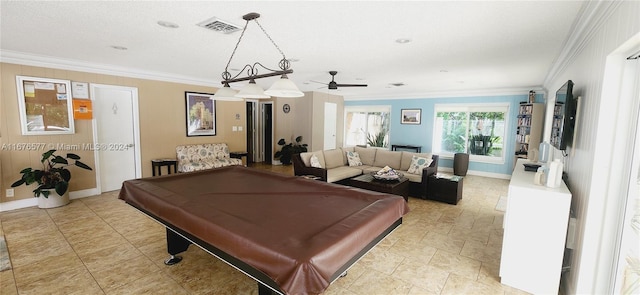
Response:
[[348, 173, 410, 201]]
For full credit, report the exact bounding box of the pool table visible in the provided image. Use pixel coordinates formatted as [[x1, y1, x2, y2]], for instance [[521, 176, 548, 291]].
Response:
[[119, 166, 409, 294]]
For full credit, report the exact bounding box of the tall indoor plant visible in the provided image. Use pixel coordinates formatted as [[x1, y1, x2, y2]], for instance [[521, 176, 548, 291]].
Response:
[[274, 136, 308, 165], [11, 149, 92, 208]]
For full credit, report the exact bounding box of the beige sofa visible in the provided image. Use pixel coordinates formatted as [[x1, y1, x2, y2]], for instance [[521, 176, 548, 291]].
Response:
[[176, 143, 242, 172], [292, 146, 438, 198]]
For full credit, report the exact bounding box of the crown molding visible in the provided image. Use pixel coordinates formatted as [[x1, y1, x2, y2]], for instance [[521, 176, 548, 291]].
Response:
[[0, 50, 216, 87], [543, 1, 623, 86], [344, 86, 547, 101], [1, 50, 549, 101]]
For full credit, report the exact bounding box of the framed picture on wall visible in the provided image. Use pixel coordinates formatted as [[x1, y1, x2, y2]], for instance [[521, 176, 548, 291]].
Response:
[[16, 76, 75, 135], [401, 109, 421, 125], [185, 91, 216, 137]]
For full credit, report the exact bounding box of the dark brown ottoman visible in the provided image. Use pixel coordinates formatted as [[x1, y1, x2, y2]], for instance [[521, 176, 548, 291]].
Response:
[[427, 174, 463, 205]]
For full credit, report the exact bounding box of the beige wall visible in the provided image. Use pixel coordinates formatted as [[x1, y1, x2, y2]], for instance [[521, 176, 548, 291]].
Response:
[[273, 91, 344, 156], [310, 92, 344, 151], [0, 62, 246, 203], [273, 92, 314, 155]]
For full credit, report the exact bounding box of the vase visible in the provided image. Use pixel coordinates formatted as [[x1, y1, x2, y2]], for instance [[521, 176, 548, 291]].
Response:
[[37, 191, 70, 209], [453, 153, 469, 176]]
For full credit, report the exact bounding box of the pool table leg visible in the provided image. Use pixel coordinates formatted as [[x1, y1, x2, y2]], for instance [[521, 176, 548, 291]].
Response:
[[164, 228, 191, 265]]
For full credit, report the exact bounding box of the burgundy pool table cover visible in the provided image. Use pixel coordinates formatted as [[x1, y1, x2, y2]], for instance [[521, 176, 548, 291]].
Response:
[[119, 166, 409, 295]]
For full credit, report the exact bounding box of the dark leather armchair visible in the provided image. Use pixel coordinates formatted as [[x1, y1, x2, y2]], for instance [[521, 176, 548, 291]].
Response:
[[292, 153, 327, 181]]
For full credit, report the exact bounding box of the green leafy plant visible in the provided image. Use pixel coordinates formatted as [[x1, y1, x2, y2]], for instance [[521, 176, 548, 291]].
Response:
[[366, 112, 390, 148], [274, 136, 308, 165], [468, 112, 504, 156], [366, 129, 388, 148], [469, 135, 493, 155], [11, 149, 93, 198]]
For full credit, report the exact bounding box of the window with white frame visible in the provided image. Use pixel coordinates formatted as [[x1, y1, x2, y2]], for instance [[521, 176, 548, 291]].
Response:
[[433, 103, 509, 163], [344, 106, 391, 148]]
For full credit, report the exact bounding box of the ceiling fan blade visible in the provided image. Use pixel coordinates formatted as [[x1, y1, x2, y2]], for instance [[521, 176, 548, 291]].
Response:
[[335, 84, 368, 87], [309, 80, 328, 85]]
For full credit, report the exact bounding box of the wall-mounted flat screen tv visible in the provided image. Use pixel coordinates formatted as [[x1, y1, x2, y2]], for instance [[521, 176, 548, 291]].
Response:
[[550, 80, 576, 150]]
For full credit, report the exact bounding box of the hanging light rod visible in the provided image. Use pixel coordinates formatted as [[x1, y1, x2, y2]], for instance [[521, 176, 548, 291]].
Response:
[[221, 68, 292, 84], [216, 12, 303, 99]]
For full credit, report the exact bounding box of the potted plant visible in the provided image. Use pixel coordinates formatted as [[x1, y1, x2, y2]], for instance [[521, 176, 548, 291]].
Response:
[[11, 149, 93, 208], [274, 136, 308, 165], [366, 129, 389, 148]]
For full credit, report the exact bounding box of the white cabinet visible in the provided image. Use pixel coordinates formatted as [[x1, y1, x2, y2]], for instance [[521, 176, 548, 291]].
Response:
[[500, 159, 572, 294]]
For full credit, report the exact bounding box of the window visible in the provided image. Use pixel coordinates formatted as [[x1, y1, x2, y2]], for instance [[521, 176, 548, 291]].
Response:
[[344, 106, 390, 148], [433, 104, 509, 163]]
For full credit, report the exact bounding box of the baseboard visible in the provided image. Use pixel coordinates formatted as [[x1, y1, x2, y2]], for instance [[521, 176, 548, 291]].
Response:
[[0, 188, 100, 212], [438, 167, 511, 180], [69, 188, 100, 200], [0, 198, 36, 212]]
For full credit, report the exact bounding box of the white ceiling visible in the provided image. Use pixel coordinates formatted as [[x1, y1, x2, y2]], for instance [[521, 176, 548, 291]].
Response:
[[0, 1, 584, 100]]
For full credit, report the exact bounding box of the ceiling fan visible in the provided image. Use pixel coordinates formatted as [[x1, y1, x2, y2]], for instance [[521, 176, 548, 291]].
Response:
[[315, 71, 368, 90]]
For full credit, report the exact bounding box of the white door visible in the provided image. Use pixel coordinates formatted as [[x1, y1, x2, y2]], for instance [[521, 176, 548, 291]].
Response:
[[324, 102, 337, 150], [90, 84, 141, 192]]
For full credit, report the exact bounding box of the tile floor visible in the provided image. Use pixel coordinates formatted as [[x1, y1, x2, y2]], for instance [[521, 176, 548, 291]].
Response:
[[0, 164, 530, 295]]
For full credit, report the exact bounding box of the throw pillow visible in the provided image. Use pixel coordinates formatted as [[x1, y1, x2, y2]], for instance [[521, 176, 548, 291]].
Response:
[[310, 154, 323, 168], [346, 151, 363, 166], [407, 155, 433, 175]]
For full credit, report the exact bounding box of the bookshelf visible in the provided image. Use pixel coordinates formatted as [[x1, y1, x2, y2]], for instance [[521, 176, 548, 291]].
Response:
[[515, 103, 544, 159]]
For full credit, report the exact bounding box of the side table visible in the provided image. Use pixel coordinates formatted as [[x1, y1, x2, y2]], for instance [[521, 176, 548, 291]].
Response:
[[152, 159, 177, 176], [230, 151, 249, 166], [391, 144, 422, 153], [427, 174, 463, 205]]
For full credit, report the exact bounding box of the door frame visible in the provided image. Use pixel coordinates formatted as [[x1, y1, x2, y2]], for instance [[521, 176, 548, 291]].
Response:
[[89, 83, 142, 193], [260, 101, 274, 164], [611, 53, 640, 294], [579, 34, 640, 294], [245, 100, 274, 164], [246, 99, 260, 162], [245, 100, 256, 164]]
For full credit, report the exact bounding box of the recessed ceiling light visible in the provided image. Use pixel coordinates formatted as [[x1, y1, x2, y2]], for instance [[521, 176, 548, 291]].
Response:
[[288, 58, 300, 62], [395, 38, 412, 44], [157, 20, 179, 29], [440, 69, 449, 73], [110, 45, 128, 51]]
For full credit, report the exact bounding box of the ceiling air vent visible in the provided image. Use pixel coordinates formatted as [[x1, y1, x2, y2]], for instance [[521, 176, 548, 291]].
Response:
[[197, 17, 241, 34]]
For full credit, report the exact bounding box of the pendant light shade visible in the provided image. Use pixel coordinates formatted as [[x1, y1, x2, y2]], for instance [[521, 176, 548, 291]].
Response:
[[214, 84, 243, 101], [235, 80, 270, 99], [264, 75, 304, 97]]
